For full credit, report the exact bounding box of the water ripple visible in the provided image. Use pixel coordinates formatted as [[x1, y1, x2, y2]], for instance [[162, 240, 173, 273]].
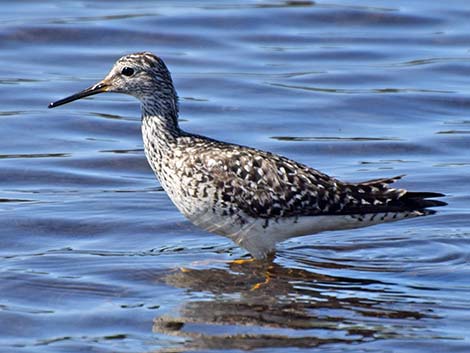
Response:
[[0, 1, 469, 352]]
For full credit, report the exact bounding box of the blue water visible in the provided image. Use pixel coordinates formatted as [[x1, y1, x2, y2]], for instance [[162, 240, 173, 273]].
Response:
[[1, 1, 469, 352]]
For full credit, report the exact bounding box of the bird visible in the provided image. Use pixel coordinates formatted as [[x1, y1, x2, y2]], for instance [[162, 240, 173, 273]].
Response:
[[48, 52, 446, 260]]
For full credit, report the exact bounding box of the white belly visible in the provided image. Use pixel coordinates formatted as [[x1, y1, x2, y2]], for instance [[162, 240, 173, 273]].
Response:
[[187, 208, 425, 259]]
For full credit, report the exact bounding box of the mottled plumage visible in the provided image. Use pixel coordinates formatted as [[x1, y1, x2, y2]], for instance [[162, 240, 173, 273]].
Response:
[[49, 52, 446, 259]]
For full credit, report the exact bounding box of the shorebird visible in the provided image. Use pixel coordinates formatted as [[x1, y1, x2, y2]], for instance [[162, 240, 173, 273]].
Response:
[[49, 52, 446, 260]]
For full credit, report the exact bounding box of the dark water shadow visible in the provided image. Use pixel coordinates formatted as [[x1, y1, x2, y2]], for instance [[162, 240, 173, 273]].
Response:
[[153, 259, 437, 352]]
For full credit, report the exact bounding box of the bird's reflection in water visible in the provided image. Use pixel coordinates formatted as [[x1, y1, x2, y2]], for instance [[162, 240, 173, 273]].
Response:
[[153, 256, 433, 351]]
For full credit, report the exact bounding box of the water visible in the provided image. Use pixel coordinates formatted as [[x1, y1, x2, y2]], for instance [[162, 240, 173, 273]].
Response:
[[1, 1, 469, 352]]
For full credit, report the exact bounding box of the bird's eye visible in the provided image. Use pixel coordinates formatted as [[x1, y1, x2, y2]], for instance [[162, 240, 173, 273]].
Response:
[[121, 67, 134, 76]]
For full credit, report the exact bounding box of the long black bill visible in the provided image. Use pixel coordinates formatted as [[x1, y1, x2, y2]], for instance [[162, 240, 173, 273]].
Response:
[[48, 82, 108, 109]]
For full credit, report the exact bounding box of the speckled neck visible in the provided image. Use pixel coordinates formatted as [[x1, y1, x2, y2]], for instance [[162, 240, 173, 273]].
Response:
[[141, 99, 182, 142]]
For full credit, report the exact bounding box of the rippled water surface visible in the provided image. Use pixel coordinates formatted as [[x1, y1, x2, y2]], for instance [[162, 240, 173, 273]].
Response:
[[1, 1, 469, 352]]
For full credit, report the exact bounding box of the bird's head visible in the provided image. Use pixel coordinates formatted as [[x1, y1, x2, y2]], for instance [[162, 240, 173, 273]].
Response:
[[49, 52, 178, 115]]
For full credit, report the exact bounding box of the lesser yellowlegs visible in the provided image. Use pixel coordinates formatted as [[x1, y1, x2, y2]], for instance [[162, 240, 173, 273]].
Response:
[[49, 52, 446, 259]]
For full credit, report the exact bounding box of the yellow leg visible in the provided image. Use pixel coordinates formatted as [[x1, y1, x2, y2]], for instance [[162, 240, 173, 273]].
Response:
[[230, 258, 256, 265], [179, 257, 254, 270], [180, 252, 274, 272], [230, 251, 276, 266]]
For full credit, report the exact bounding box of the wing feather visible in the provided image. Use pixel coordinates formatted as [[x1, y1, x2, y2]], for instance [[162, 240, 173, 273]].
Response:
[[187, 138, 445, 219]]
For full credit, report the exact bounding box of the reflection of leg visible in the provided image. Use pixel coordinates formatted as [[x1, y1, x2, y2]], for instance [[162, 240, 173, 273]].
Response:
[[251, 260, 275, 291], [228, 252, 276, 291], [251, 271, 271, 291]]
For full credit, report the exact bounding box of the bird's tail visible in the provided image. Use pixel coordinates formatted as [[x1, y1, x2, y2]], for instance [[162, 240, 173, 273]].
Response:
[[399, 191, 447, 213], [345, 175, 447, 215]]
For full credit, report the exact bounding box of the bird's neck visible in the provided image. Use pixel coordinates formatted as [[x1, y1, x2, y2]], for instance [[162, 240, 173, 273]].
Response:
[[140, 98, 184, 188], [141, 97, 182, 142]]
